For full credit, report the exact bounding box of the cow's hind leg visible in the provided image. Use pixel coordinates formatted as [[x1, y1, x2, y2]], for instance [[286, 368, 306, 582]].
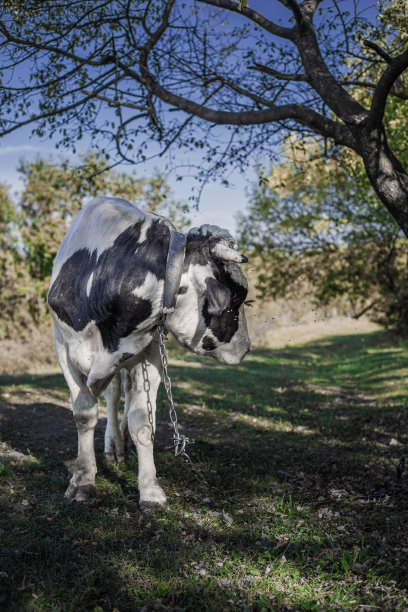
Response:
[[126, 338, 167, 509], [55, 333, 98, 501], [104, 372, 125, 463], [120, 371, 133, 453]]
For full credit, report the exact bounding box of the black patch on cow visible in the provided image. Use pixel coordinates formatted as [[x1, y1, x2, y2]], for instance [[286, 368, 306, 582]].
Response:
[[184, 231, 211, 268], [48, 219, 170, 352], [202, 335, 216, 351], [178, 285, 188, 295], [203, 268, 247, 344]]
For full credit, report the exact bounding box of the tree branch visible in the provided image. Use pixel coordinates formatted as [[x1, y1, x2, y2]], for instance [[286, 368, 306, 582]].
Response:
[[249, 62, 308, 82], [278, 0, 303, 25], [82, 91, 149, 111], [370, 48, 408, 124], [342, 80, 408, 101], [364, 40, 393, 64], [0, 20, 111, 67], [213, 74, 277, 107], [352, 299, 379, 319], [119, 58, 358, 149], [196, 0, 295, 39]]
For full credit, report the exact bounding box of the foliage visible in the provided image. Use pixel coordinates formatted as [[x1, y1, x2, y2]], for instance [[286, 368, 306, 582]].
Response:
[[0, 156, 189, 338], [0, 1, 408, 230], [238, 2, 408, 334], [237, 138, 408, 333], [1, 328, 408, 609]]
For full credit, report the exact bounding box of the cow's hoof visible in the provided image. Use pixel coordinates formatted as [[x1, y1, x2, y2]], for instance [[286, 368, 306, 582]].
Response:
[[74, 484, 97, 502], [139, 485, 168, 511], [139, 499, 169, 511], [64, 483, 78, 500], [104, 452, 125, 464]]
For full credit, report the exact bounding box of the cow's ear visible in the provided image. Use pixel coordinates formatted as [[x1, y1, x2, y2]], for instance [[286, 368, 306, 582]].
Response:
[[206, 277, 231, 315]]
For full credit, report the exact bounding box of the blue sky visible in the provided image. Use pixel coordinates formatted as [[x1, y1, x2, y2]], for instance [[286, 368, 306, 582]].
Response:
[[0, 0, 378, 234], [0, 129, 253, 233]]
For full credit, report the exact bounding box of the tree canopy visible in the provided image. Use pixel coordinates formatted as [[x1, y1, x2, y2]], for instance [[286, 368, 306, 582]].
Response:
[[0, 1, 408, 230]]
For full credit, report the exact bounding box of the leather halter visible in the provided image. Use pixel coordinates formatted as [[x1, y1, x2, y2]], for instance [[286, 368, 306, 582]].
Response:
[[162, 230, 187, 314]]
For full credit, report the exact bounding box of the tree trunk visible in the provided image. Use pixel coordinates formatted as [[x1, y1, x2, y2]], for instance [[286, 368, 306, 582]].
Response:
[[359, 124, 408, 237]]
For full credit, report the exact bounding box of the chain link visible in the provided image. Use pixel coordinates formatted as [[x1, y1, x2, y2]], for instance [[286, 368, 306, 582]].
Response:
[[156, 323, 213, 490], [156, 322, 253, 501], [158, 323, 190, 457], [141, 360, 155, 443]]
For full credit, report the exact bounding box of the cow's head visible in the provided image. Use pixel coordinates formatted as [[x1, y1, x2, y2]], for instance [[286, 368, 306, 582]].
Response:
[[166, 225, 250, 365]]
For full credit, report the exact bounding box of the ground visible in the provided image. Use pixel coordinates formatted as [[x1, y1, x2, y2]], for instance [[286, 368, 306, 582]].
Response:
[[0, 320, 407, 611]]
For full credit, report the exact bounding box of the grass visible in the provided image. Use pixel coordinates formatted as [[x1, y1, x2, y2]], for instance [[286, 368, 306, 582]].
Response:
[[0, 328, 407, 610]]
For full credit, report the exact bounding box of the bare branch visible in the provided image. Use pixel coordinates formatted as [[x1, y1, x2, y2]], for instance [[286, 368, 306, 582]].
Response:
[[82, 91, 149, 111], [0, 20, 111, 67], [213, 75, 277, 107], [249, 63, 308, 82], [352, 299, 380, 319]]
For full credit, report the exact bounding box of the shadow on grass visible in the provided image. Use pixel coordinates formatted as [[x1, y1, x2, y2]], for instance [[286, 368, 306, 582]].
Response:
[[0, 329, 407, 610]]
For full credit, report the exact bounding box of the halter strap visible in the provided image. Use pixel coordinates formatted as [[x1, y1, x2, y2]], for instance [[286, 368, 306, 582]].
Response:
[[162, 230, 187, 314]]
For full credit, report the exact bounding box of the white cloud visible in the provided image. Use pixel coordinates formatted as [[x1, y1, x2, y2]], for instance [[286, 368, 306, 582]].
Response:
[[0, 145, 45, 155]]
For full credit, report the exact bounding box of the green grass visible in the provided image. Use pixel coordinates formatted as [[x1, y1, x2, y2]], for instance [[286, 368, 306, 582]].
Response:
[[0, 329, 407, 610]]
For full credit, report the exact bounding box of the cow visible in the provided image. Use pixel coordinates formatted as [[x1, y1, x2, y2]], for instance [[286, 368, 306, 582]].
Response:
[[48, 196, 250, 508]]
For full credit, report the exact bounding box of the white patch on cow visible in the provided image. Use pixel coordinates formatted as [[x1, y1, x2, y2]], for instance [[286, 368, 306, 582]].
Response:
[[137, 218, 150, 244], [86, 271, 94, 297], [50, 317, 104, 377], [117, 328, 155, 357], [132, 274, 164, 316], [189, 263, 214, 292]]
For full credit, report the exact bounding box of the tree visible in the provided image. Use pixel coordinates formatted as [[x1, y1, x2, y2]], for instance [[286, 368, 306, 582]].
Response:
[[0, 183, 30, 338], [236, 2, 408, 333], [236, 130, 408, 333], [0, 1, 408, 230], [0, 155, 189, 337]]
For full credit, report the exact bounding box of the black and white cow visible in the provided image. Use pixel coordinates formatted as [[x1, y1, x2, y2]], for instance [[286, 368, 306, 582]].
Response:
[[48, 196, 250, 508]]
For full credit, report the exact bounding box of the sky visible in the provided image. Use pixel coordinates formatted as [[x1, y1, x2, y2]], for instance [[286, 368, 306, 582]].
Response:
[[0, 0, 379, 235], [0, 130, 253, 233]]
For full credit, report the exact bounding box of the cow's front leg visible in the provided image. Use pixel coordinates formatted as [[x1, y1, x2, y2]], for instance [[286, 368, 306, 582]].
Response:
[[69, 397, 99, 501], [55, 332, 99, 502], [104, 372, 125, 463], [127, 339, 167, 509]]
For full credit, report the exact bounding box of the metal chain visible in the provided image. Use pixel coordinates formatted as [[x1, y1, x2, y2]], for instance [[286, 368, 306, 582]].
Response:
[[158, 323, 190, 457], [141, 360, 155, 443], [157, 323, 212, 490]]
